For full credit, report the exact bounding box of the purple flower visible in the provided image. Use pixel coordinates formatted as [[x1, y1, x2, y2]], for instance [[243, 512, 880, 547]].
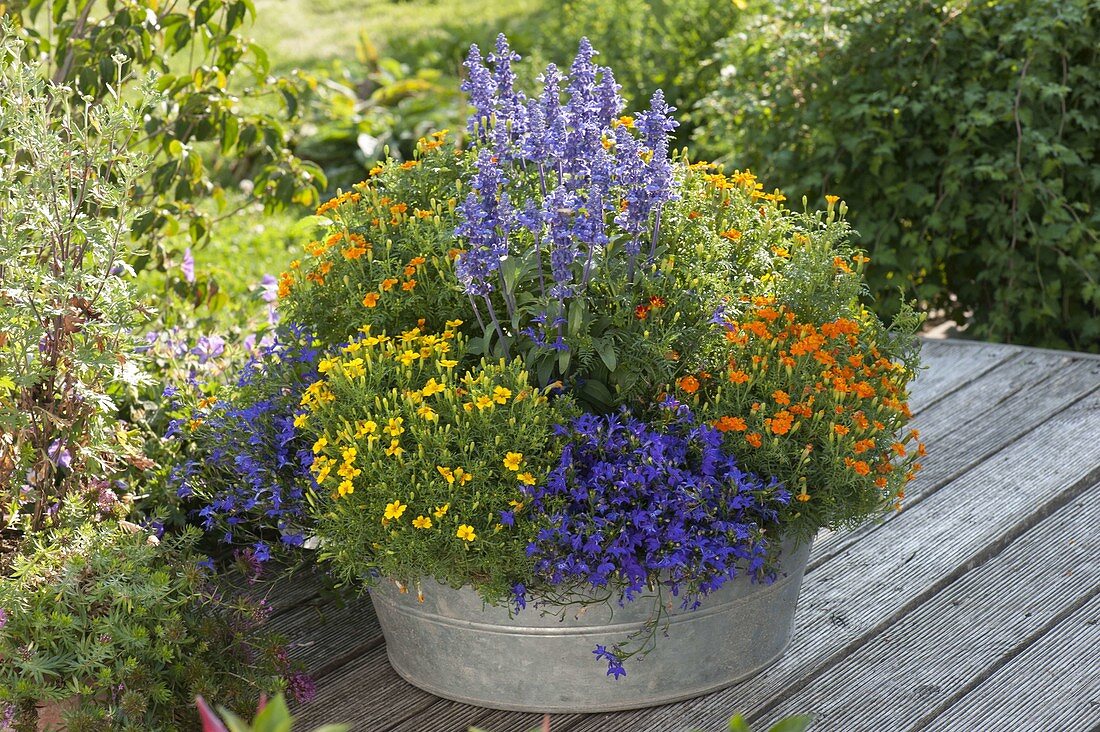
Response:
[[259, 274, 279, 303], [461, 44, 494, 140], [287, 672, 316, 705], [191, 334, 226, 364], [0, 607, 8, 630], [181, 247, 196, 284], [455, 150, 515, 295], [47, 440, 72, 470]]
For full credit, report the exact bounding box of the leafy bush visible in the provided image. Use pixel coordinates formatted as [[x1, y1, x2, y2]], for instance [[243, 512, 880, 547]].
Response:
[[0, 33, 152, 530], [0, 517, 304, 731], [198, 693, 345, 732], [531, 0, 759, 142], [695, 0, 1100, 350], [4, 0, 325, 271]]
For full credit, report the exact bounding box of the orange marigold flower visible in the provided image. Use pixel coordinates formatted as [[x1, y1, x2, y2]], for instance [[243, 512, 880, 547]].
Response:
[[746, 432, 763, 448], [854, 439, 876, 454], [400, 160, 419, 170], [402, 279, 417, 291], [796, 492, 811, 503], [404, 265, 416, 276], [390, 203, 408, 215], [381, 278, 398, 291], [677, 375, 700, 394], [874, 477, 887, 488], [767, 410, 794, 436], [892, 442, 907, 457], [728, 369, 750, 384], [720, 228, 742, 241], [834, 424, 850, 436], [853, 254, 870, 265], [853, 381, 875, 398], [277, 272, 294, 298], [714, 416, 747, 432], [649, 295, 667, 308], [635, 305, 650, 320], [362, 292, 379, 308], [772, 389, 791, 405], [343, 245, 368, 260], [757, 307, 780, 322], [414, 208, 433, 219], [743, 321, 770, 338], [688, 210, 701, 219], [408, 256, 427, 267]]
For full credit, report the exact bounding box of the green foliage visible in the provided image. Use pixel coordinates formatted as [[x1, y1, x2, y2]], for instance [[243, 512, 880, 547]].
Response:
[[277, 134, 472, 346], [306, 330, 573, 604], [199, 693, 347, 732], [5, 0, 326, 272], [531, 0, 759, 141], [0, 33, 152, 530], [696, 0, 1100, 350], [0, 517, 289, 731]]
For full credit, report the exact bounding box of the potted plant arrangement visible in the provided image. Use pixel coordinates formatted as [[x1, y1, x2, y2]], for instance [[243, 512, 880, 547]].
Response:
[[176, 35, 924, 713]]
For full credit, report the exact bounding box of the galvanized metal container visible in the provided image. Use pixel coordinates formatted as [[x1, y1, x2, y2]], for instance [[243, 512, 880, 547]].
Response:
[[369, 539, 812, 712]]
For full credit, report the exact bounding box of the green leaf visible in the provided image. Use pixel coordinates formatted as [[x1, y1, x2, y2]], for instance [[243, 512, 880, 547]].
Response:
[[250, 694, 293, 732], [728, 714, 751, 732], [594, 338, 618, 372], [768, 715, 815, 732]]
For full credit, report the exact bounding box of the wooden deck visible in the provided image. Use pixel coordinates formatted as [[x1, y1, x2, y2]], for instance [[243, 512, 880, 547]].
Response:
[[268, 338, 1100, 732]]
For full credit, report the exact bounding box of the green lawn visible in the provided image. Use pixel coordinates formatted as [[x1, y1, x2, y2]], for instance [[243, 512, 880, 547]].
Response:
[[250, 0, 546, 70]]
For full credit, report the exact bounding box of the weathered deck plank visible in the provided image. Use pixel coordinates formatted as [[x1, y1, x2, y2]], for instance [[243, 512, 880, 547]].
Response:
[[921, 594, 1100, 732], [906, 339, 1019, 414], [761, 481, 1100, 730], [273, 340, 1100, 731]]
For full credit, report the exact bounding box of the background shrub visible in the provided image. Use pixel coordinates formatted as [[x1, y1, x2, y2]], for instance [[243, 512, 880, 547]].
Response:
[[695, 0, 1100, 350]]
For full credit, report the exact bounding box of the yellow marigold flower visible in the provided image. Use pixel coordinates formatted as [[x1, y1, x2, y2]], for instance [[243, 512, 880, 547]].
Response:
[[454, 467, 473, 485], [384, 500, 407, 521], [400, 328, 421, 343], [433, 503, 450, 518], [293, 414, 309, 428], [313, 436, 328, 454], [416, 405, 438, 421], [314, 465, 331, 484], [445, 319, 464, 328], [343, 358, 366, 379], [343, 341, 362, 354], [421, 378, 446, 397], [503, 452, 523, 471], [384, 417, 405, 436], [509, 499, 525, 510], [317, 358, 338, 374], [412, 515, 432, 529], [362, 292, 379, 308], [516, 472, 536, 486], [437, 465, 454, 484], [825, 194, 840, 205], [341, 446, 357, 463], [338, 480, 355, 497], [613, 115, 634, 128], [456, 524, 476, 542], [397, 350, 420, 366], [419, 346, 434, 359], [492, 386, 512, 404], [337, 463, 360, 480], [384, 439, 404, 457], [475, 395, 494, 410], [355, 420, 377, 437], [440, 359, 458, 369]]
